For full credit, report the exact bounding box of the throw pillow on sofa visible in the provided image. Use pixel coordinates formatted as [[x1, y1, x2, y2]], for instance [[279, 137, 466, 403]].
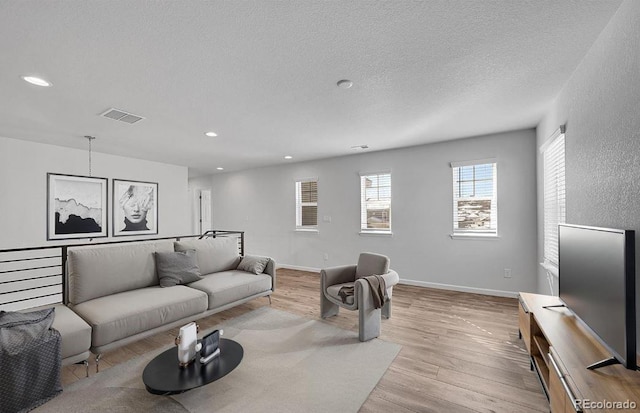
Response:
[[155, 250, 202, 287], [236, 255, 270, 275]]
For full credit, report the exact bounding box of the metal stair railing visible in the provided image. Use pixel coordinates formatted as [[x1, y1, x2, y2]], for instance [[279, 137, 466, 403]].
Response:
[[0, 230, 244, 311]]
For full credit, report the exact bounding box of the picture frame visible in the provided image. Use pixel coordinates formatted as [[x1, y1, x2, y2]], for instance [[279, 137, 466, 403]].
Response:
[[47, 173, 108, 240], [112, 179, 158, 236]]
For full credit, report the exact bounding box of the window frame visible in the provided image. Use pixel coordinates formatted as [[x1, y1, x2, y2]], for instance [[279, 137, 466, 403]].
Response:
[[540, 126, 566, 276], [451, 159, 498, 238], [359, 171, 392, 235], [295, 178, 318, 231]]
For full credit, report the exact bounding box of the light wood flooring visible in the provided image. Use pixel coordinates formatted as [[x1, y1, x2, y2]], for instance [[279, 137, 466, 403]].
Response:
[[61, 269, 548, 412]]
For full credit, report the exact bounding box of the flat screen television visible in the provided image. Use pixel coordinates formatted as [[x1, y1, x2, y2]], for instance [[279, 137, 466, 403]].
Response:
[[558, 224, 636, 370]]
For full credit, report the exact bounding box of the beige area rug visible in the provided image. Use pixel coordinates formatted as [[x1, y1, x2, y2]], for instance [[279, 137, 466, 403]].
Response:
[[34, 307, 401, 413]]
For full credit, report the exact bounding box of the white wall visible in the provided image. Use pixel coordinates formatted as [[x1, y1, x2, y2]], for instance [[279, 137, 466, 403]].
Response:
[[0, 136, 191, 249], [536, 0, 640, 295], [193, 129, 538, 296]]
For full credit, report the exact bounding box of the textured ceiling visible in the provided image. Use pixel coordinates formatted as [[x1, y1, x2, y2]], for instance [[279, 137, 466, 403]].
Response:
[[0, 0, 622, 176]]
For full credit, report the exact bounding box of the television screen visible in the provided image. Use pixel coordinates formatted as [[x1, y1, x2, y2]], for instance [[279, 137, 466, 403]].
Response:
[[558, 224, 636, 370]]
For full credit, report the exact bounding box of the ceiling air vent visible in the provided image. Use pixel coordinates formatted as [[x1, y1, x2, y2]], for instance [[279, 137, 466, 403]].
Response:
[[100, 108, 145, 124]]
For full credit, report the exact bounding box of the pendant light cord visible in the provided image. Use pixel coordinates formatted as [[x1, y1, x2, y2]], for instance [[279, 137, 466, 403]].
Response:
[[85, 135, 95, 177]]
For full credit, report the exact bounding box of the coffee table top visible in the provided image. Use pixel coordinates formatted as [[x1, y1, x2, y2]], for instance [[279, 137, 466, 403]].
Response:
[[143, 338, 243, 395]]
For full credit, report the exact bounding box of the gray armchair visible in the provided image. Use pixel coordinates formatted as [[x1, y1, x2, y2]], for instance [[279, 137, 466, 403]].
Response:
[[320, 252, 399, 341]]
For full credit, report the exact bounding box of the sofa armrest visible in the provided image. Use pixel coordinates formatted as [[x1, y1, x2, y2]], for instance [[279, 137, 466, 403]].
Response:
[[321, 265, 357, 291], [381, 269, 399, 288], [263, 258, 276, 292]]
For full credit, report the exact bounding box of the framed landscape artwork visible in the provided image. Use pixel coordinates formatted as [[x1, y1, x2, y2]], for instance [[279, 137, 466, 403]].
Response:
[[47, 173, 108, 240], [113, 179, 158, 236]]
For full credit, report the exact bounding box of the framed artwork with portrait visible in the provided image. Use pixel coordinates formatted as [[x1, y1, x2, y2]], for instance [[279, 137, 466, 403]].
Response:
[[47, 173, 108, 240], [112, 179, 158, 236]]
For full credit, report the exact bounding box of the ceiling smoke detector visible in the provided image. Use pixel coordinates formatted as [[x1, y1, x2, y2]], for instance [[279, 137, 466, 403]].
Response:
[[100, 108, 145, 124], [337, 79, 353, 89]]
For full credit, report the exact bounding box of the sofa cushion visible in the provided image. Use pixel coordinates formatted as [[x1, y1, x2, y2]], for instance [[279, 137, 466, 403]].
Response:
[[174, 238, 241, 275], [236, 255, 270, 275], [155, 250, 202, 287], [187, 270, 272, 309], [67, 240, 174, 305], [49, 304, 92, 361], [326, 282, 356, 306], [72, 286, 208, 348]]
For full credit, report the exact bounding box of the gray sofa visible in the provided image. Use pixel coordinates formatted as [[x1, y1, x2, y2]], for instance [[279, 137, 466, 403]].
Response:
[[64, 237, 275, 367]]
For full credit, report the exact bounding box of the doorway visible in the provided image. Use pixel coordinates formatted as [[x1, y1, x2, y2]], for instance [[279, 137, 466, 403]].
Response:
[[192, 188, 212, 235]]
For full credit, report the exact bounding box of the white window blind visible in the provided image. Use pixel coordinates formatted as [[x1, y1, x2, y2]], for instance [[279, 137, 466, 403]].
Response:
[[541, 127, 566, 270], [360, 172, 391, 232], [451, 160, 497, 235], [295, 179, 318, 229]]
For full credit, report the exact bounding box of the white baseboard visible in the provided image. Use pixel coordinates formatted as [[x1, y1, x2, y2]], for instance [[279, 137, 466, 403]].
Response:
[[399, 278, 518, 298], [277, 263, 321, 273], [276, 265, 517, 298]]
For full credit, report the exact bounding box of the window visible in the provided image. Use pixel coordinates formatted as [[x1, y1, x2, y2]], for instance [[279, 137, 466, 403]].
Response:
[[295, 179, 318, 229], [451, 160, 497, 236], [360, 172, 391, 233], [541, 126, 566, 272]]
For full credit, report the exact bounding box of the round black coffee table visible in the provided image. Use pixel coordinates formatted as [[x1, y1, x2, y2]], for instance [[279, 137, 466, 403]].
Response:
[[143, 338, 243, 395]]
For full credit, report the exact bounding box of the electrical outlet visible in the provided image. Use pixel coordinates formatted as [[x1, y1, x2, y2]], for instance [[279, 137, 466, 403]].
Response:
[[504, 268, 512, 278], [323, 253, 329, 261], [323, 215, 332, 223]]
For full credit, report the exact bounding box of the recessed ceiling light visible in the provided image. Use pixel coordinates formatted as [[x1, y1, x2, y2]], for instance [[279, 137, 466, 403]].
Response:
[[284, 155, 293, 160], [337, 79, 353, 89], [22, 76, 52, 87], [205, 131, 218, 137], [216, 167, 224, 171]]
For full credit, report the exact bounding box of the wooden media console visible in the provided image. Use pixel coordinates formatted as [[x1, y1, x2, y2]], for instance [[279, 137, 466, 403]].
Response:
[[519, 293, 640, 412]]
